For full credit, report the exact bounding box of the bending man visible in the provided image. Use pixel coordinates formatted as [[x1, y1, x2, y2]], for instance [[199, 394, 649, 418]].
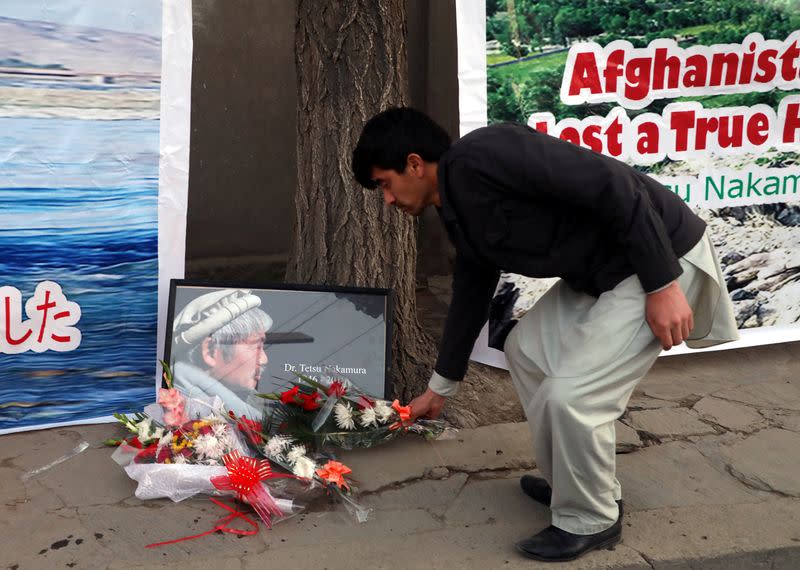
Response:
[[351, 108, 738, 563]]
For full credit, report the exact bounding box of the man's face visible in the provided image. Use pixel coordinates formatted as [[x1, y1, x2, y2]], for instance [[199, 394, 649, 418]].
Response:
[[371, 160, 431, 216], [207, 332, 268, 390]]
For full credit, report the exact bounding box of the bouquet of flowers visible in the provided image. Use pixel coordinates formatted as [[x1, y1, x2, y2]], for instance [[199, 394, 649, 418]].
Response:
[[229, 410, 370, 523], [110, 413, 242, 466], [257, 373, 453, 451], [108, 364, 304, 529]]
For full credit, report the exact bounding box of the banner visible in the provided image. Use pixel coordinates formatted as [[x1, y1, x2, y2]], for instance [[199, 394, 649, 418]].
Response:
[[456, 0, 800, 368], [0, 0, 191, 434]]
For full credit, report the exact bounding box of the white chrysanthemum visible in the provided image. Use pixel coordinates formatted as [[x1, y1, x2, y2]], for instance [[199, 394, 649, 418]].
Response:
[[194, 434, 224, 460], [292, 456, 317, 479], [173, 455, 188, 465], [373, 400, 394, 424], [334, 402, 356, 430], [286, 445, 307, 465], [136, 418, 153, 442], [359, 406, 378, 428], [156, 430, 173, 452], [266, 435, 293, 459], [152, 427, 165, 441], [211, 423, 227, 438], [219, 431, 237, 452]]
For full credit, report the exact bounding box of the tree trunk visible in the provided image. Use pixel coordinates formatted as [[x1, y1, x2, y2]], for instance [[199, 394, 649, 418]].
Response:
[[289, 0, 434, 402]]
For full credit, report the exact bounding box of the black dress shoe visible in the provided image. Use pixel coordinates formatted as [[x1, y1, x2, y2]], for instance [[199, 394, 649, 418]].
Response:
[[520, 475, 623, 514], [516, 517, 622, 562]]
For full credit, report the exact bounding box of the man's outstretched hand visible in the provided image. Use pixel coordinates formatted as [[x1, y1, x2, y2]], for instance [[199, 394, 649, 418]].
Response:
[[645, 280, 694, 350], [409, 388, 447, 420]]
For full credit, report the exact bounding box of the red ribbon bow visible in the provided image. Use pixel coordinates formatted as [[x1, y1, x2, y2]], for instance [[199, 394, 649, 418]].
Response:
[[145, 453, 301, 548], [210, 451, 290, 528]]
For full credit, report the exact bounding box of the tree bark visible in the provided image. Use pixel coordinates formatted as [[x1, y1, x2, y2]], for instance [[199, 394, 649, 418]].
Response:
[[290, 0, 434, 402]]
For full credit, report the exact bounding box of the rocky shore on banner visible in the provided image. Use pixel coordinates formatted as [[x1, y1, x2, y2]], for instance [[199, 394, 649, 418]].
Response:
[[669, 150, 800, 330]]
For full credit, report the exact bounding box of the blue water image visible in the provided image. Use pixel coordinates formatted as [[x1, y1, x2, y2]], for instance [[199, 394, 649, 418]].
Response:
[[0, 117, 159, 430]]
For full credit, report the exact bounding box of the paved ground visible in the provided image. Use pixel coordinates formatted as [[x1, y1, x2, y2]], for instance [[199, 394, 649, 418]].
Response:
[[2, 347, 799, 570]]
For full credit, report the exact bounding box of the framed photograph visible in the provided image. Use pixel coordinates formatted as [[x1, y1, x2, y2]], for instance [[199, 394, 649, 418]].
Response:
[[163, 280, 393, 417]]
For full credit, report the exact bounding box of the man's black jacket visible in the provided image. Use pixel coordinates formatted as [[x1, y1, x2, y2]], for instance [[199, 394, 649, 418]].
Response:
[[434, 123, 706, 382]]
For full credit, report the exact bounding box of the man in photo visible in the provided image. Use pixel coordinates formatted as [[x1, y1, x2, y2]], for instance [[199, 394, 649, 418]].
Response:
[[171, 289, 271, 418], [351, 108, 739, 563]]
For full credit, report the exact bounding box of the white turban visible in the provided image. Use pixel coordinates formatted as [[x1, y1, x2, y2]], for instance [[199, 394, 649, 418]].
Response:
[[172, 289, 273, 348]]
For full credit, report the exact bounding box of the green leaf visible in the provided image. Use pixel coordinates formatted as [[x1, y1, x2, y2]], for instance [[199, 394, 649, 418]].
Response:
[[159, 359, 174, 389], [256, 393, 280, 400]]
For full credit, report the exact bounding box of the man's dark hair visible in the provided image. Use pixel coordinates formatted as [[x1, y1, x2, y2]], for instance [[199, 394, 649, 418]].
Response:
[[351, 107, 452, 189]]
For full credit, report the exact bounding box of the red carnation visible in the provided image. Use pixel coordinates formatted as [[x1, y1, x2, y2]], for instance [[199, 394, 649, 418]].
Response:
[[134, 444, 158, 464], [156, 445, 172, 463], [298, 391, 322, 411], [236, 415, 263, 444], [280, 385, 300, 404], [327, 380, 347, 398]]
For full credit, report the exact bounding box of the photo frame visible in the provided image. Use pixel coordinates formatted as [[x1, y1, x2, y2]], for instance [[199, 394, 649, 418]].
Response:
[[163, 280, 393, 417]]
